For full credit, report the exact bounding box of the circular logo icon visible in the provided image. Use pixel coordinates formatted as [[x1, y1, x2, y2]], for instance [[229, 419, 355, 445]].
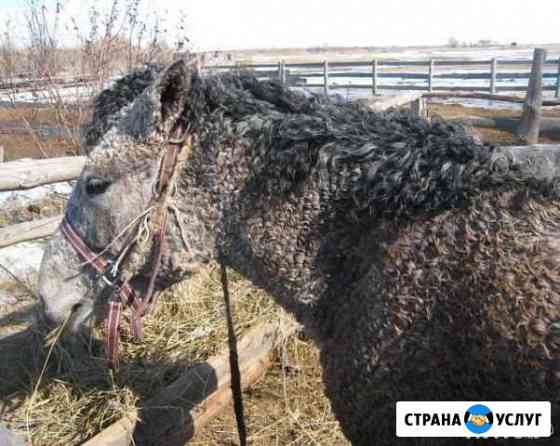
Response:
[[464, 404, 493, 434]]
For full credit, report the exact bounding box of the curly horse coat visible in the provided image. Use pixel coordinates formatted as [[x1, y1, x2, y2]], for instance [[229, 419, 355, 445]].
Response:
[[39, 60, 560, 445]]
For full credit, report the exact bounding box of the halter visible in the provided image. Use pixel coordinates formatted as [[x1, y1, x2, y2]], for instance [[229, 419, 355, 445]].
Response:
[[61, 125, 188, 368], [61, 119, 248, 445]]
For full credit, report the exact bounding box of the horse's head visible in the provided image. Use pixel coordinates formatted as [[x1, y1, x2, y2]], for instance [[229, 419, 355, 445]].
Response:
[[38, 60, 204, 331]]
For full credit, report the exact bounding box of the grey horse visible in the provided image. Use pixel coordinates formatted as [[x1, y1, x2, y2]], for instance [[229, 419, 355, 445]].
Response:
[[39, 60, 560, 445]]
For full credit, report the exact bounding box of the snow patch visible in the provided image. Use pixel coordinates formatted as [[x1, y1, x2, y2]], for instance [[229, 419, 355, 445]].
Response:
[[0, 182, 73, 208], [0, 241, 46, 281]]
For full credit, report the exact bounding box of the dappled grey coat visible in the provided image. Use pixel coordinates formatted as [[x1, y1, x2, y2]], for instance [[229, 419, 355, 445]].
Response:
[[40, 61, 560, 445]]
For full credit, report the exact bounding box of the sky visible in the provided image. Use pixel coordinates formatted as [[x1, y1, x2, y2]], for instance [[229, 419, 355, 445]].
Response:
[[0, 0, 559, 51]]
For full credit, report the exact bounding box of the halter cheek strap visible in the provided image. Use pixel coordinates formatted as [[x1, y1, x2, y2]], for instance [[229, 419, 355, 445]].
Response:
[[61, 215, 143, 367], [61, 128, 249, 446], [61, 129, 188, 368]]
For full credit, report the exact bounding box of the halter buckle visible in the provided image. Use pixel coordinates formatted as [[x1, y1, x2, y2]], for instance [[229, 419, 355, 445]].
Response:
[[100, 260, 121, 289]]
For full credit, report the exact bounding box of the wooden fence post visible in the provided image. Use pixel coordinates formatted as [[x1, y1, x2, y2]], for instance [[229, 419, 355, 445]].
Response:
[[278, 60, 286, 85], [323, 60, 329, 96], [194, 56, 202, 74], [428, 60, 434, 93], [517, 48, 546, 144], [372, 59, 378, 95], [411, 97, 427, 119], [556, 57, 560, 98], [490, 58, 497, 94]]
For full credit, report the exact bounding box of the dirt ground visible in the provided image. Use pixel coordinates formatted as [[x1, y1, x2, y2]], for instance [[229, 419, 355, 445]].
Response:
[[0, 106, 84, 160], [428, 101, 560, 145], [1, 101, 558, 162], [1, 100, 560, 445]]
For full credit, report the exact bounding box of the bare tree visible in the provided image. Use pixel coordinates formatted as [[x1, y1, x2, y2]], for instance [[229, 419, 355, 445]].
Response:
[[23, 0, 64, 77], [0, 19, 17, 82], [0, 0, 190, 157]]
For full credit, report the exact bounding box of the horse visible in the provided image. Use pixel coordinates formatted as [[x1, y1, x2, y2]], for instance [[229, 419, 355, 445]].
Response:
[[39, 59, 560, 445]]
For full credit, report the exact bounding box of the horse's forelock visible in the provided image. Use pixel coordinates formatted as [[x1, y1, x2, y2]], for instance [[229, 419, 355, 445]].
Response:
[[82, 66, 163, 152]]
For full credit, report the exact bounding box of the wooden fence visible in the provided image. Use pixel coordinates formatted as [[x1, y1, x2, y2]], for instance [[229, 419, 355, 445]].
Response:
[[0, 48, 559, 250], [206, 56, 560, 98], [0, 158, 299, 446]]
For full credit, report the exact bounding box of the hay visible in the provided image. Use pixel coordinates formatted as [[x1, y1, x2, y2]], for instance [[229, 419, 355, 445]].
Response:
[[192, 334, 349, 446], [1, 265, 305, 445]]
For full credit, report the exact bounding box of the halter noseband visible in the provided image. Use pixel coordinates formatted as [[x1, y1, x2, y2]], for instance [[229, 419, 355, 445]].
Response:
[[61, 127, 188, 368]]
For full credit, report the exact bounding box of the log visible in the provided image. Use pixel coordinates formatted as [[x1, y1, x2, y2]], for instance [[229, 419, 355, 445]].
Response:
[[81, 320, 298, 446], [424, 92, 560, 107], [517, 48, 546, 144], [0, 156, 86, 191], [450, 116, 560, 139], [0, 215, 62, 249]]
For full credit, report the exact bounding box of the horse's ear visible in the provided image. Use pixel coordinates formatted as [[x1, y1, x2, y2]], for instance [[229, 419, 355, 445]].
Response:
[[152, 59, 191, 132]]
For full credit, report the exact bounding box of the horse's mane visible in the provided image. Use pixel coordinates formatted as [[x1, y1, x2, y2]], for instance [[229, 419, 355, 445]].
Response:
[[185, 72, 558, 218], [86, 67, 558, 218]]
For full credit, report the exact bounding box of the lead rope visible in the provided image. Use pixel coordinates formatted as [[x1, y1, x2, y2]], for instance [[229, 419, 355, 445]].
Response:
[[218, 250, 248, 446]]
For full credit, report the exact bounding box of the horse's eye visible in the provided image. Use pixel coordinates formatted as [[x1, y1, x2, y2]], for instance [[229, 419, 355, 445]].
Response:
[[85, 177, 111, 196]]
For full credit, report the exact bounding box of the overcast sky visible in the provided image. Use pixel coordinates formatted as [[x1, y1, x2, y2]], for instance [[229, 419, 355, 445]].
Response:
[[0, 0, 559, 51]]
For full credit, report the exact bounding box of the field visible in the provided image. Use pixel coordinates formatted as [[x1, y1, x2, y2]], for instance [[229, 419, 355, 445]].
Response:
[[1, 80, 560, 445], [203, 43, 560, 65]]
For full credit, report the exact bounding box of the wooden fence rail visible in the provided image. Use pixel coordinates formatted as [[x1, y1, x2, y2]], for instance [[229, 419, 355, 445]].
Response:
[[82, 320, 298, 446], [206, 56, 560, 98], [0, 156, 85, 191], [0, 215, 62, 249]]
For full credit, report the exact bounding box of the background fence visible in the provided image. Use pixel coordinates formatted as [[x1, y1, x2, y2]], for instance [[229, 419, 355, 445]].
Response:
[[206, 57, 560, 98]]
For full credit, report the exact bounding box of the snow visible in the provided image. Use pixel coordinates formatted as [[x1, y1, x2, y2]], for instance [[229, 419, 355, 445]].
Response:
[[0, 241, 46, 281], [0, 77, 117, 105], [0, 85, 97, 104], [0, 182, 72, 282], [0, 182, 73, 208]]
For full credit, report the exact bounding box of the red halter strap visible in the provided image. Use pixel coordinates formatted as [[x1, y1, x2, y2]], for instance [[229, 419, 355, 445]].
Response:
[[60, 129, 187, 368], [60, 217, 142, 367]]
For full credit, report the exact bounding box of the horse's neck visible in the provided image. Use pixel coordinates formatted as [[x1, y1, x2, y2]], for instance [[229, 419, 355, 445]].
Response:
[[216, 144, 375, 334], [174, 125, 382, 336]]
